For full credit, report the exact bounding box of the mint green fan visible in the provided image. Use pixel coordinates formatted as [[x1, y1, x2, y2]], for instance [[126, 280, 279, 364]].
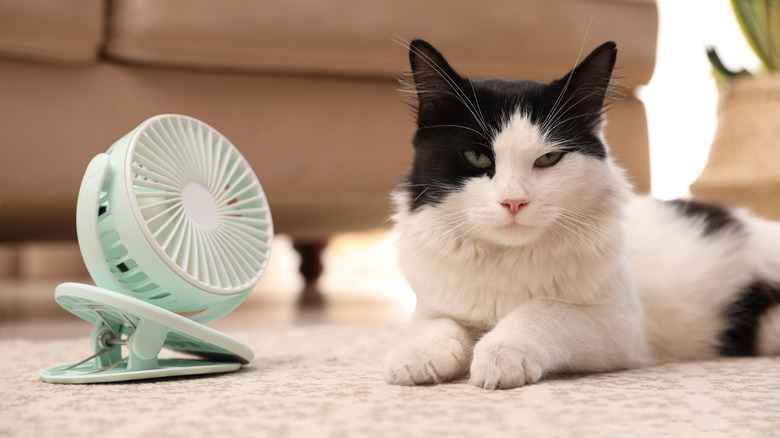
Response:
[[41, 114, 273, 384]]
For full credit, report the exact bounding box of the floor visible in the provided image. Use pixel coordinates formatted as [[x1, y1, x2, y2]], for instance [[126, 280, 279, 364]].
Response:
[[0, 232, 414, 341]]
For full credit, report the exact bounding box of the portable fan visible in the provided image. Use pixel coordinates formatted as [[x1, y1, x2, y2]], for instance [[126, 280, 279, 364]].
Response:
[[40, 114, 273, 384]]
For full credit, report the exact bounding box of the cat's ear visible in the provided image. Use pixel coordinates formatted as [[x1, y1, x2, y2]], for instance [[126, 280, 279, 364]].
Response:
[[557, 41, 618, 128], [407, 39, 465, 120]]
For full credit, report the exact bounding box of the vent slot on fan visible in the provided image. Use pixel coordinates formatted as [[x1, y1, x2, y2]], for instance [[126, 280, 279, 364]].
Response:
[[129, 116, 271, 294], [97, 191, 165, 300]]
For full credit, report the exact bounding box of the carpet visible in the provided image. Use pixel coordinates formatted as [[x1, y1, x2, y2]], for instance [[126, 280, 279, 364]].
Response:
[[1, 324, 779, 437]]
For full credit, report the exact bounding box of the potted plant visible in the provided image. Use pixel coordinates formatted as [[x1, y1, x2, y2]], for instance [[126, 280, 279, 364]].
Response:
[[689, 0, 780, 220]]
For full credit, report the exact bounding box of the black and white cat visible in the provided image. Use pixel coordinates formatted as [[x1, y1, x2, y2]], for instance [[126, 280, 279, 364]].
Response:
[[384, 39, 780, 389]]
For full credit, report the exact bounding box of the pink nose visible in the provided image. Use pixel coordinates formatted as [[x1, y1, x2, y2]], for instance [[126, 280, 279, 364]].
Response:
[[500, 199, 528, 215]]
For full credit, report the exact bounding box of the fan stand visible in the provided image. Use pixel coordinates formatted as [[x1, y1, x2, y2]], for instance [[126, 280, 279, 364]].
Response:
[[40, 283, 254, 384]]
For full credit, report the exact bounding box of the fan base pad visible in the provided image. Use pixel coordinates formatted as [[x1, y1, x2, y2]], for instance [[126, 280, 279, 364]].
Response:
[[41, 359, 240, 384]]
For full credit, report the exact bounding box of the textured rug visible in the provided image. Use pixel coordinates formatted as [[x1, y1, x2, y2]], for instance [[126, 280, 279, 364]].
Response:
[[1, 324, 779, 437]]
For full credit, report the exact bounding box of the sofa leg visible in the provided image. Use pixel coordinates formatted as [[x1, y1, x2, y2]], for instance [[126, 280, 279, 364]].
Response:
[[292, 242, 326, 308]]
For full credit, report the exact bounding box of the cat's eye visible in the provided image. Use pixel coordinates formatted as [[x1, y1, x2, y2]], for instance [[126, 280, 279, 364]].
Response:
[[534, 151, 564, 168], [463, 150, 492, 169]]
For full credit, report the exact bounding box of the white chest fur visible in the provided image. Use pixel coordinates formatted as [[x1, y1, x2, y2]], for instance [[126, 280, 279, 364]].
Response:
[[394, 194, 630, 330]]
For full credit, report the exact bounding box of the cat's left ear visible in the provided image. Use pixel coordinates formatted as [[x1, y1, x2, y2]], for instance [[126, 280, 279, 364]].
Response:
[[557, 41, 618, 129]]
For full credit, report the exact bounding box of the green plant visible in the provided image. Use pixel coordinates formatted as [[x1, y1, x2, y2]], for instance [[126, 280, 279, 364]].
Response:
[[708, 0, 780, 85]]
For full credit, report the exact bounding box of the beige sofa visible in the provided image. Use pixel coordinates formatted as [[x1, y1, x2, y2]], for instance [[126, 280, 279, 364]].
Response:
[[0, 0, 657, 299]]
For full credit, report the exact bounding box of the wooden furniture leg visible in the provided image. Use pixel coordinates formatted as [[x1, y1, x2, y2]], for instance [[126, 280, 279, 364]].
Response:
[[293, 242, 326, 308]]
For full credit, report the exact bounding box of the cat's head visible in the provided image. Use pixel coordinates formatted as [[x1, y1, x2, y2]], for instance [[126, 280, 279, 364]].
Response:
[[397, 39, 629, 248]]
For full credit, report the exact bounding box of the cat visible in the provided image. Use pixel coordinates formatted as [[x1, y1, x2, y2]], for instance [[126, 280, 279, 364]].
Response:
[[384, 39, 780, 389]]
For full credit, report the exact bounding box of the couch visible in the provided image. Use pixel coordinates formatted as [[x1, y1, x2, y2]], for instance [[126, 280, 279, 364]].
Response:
[[0, 0, 657, 303]]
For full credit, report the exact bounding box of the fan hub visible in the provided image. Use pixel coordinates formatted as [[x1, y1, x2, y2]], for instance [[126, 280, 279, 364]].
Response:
[[181, 182, 218, 228]]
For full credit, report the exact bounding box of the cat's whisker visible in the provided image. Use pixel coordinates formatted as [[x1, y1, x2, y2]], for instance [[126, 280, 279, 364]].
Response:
[[548, 220, 602, 255], [542, 86, 583, 134], [545, 102, 608, 136], [412, 187, 431, 204], [429, 225, 473, 250], [550, 204, 616, 225], [544, 206, 615, 247], [419, 124, 490, 141], [429, 209, 490, 248], [541, 17, 594, 134], [544, 222, 587, 263], [467, 78, 490, 139], [555, 209, 612, 238], [555, 215, 613, 252], [541, 86, 607, 136]]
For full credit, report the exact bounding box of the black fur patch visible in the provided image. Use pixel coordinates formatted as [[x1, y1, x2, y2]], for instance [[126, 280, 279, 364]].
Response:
[[403, 40, 616, 211], [719, 280, 780, 356], [667, 199, 743, 237]]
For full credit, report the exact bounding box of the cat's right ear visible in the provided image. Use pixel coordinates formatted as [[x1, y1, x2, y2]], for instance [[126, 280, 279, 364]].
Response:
[[407, 40, 464, 120]]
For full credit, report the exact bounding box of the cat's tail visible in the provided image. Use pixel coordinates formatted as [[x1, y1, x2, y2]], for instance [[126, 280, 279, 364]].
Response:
[[747, 214, 780, 355]]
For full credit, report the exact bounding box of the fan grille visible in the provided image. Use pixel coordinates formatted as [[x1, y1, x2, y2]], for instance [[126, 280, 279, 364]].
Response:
[[127, 116, 272, 294]]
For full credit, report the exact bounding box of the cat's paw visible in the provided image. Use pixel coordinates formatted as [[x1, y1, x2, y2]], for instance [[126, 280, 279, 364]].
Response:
[[469, 334, 548, 390], [384, 337, 470, 386]]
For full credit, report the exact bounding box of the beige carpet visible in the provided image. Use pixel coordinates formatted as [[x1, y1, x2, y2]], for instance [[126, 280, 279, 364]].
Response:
[[1, 324, 779, 437]]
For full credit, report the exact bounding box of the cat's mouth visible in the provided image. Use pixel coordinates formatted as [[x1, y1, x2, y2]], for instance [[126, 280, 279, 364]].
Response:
[[487, 220, 541, 246], [495, 221, 533, 233]]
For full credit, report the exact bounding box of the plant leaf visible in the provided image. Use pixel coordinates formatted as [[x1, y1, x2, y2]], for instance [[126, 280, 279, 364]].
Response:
[[706, 47, 751, 88], [731, 0, 776, 70]]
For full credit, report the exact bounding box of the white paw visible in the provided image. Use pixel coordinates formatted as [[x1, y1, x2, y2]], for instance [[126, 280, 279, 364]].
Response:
[[384, 337, 470, 386], [469, 335, 548, 390]]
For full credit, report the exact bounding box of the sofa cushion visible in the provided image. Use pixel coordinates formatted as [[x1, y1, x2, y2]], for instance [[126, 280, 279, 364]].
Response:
[[106, 0, 657, 85], [0, 0, 104, 63]]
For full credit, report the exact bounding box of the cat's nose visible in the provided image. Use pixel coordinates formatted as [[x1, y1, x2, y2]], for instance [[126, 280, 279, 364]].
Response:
[[500, 198, 528, 215]]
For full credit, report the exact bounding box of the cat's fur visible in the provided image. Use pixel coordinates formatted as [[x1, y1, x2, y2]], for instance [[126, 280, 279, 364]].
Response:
[[384, 40, 780, 389]]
